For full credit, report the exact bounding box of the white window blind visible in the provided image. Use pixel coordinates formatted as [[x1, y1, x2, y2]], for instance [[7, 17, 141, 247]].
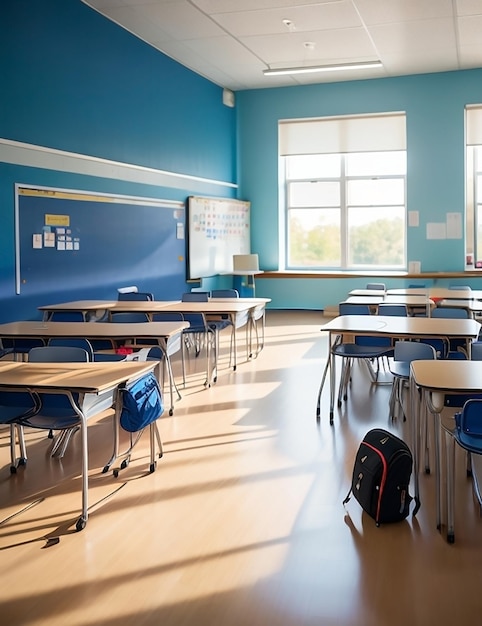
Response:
[[466, 106, 482, 146], [279, 112, 406, 156]]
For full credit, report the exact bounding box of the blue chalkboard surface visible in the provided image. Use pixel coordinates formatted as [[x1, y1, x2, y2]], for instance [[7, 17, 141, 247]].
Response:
[[15, 185, 185, 296], [187, 195, 250, 279]]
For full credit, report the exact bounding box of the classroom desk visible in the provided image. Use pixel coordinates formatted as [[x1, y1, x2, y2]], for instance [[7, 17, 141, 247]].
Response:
[[388, 288, 482, 300], [348, 289, 386, 297], [0, 320, 188, 416], [343, 294, 434, 316], [436, 299, 482, 318], [0, 360, 157, 530], [210, 297, 271, 357], [410, 360, 482, 543], [316, 315, 481, 424], [39, 296, 271, 375], [38, 300, 180, 321], [160, 299, 270, 372]]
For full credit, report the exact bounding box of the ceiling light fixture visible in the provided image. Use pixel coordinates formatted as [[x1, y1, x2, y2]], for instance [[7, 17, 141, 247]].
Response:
[[263, 60, 383, 77]]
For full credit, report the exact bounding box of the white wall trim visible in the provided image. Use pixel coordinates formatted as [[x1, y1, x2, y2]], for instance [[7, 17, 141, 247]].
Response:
[[0, 138, 237, 192]]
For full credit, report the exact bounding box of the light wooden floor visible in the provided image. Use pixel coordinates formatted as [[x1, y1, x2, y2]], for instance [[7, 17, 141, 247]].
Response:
[[1, 310, 482, 626]]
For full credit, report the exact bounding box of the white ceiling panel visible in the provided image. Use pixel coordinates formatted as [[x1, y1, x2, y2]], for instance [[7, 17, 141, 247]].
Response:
[[353, 0, 454, 25], [212, 3, 362, 37], [368, 18, 457, 55], [82, 0, 482, 90]]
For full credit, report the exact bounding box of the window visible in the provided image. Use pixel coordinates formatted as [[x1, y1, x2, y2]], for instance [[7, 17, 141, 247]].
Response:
[[465, 106, 482, 267], [279, 113, 407, 270]]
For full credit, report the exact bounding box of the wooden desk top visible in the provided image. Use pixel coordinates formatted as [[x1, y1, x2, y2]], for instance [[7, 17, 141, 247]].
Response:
[[388, 288, 482, 300], [438, 299, 482, 311], [161, 301, 262, 314], [38, 300, 180, 312], [0, 360, 157, 393], [322, 315, 480, 338], [410, 360, 482, 392], [344, 295, 431, 306], [38, 298, 270, 314], [0, 320, 188, 339]]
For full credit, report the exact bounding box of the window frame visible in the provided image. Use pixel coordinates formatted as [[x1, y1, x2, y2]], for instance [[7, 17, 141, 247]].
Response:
[[282, 151, 407, 271]]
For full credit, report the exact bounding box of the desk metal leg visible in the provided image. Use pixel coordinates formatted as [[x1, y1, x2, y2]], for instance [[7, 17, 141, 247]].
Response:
[[445, 429, 456, 543], [316, 354, 331, 423], [410, 376, 420, 506], [316, 332, 337, 425]]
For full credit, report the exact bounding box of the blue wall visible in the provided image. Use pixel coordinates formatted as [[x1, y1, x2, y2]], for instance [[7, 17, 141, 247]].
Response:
[[237, 70, 482, 308], [4, 1, 482, 318], [0, 0, 236, 322]]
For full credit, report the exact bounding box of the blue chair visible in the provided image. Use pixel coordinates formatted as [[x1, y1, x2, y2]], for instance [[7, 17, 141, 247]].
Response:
[[377, 304, 408, 316], [471, 342, 482, 360], [0, 391, 38, 473], [211, 289, 239, 298], [152, 312, 186, 392], [444, 399, 482, 542], [48, 309, 115, 352], [431, 306, 469, 357], [181, 291, 211, 301], [388, 341, 437, 421], [1, 338, 45, 361], [118, 291, 154, 301], [180, 292, 215, 385], [109, 311, 151, 350], [14, 345, 119, 530], [209, 291, 239, 366], [110, 312, 150, 323], [334, 303, 394, 407], [49, 311, 86, 322], [48, 337, 95, 360], [366, 282, 386, 291]]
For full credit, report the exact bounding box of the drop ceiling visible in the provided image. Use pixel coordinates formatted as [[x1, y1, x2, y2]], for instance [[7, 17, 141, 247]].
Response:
[[82, 0, 482, 91]]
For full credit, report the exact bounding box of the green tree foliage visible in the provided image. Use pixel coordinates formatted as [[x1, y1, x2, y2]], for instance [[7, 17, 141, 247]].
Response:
[[289, 216, 403, 267]]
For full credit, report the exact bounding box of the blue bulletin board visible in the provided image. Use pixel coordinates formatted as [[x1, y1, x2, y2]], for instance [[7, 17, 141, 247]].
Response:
[[15, 185, 186, 295], [187, 195, 250, 279]]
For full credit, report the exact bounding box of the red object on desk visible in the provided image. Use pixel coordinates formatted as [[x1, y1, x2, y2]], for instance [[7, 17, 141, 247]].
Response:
[[116, 346, 133, 354]]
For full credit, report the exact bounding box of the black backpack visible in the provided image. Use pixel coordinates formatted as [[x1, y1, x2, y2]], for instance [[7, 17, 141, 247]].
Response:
[[343, 428, 420, 526]]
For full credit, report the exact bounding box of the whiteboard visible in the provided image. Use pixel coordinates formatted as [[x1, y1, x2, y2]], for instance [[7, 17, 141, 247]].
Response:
[[187, 195, 250, 279]]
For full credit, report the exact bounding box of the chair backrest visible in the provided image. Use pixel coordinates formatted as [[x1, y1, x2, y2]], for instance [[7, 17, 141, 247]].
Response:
[[118, 291, 154, 301], [50, 311, 86, 322], [454, 399, 482, 453], [152, 312, 184, 322], [182, 292, 209, 302], [471, 341, 482, 361], [211, 289, 239, 298], [449, 285, 471, 290], [48, 337, 94, 361], [28, 345, 90, 363], [408, 284, 426, 288], [393, 341, 437, 363], [377, 304, 408, 316], [366, 282, 386, 291], [431, 307, 469, 319], [339, 303, 371, 316], [110, 312, 150, 323]]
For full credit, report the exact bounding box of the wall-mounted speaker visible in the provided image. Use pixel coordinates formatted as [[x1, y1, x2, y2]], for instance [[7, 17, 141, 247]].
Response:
[[222, 88, 235, 108]]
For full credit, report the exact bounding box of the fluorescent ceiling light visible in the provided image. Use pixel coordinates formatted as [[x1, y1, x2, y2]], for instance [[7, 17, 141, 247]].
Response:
[[263, 60, 383, 76]]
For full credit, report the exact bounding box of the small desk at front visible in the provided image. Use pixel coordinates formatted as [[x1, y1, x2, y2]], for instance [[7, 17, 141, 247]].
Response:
[[38, 300, 181, 321], [0, 360, 157, 530], [153, 299, 271, 369], [0, 321, 188, 416], [410, 359, 482, 543], [317, 315, 481, 424]]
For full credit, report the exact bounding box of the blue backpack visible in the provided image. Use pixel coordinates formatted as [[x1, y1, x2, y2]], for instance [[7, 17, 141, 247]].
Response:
[[119, 373, 163, 433]]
